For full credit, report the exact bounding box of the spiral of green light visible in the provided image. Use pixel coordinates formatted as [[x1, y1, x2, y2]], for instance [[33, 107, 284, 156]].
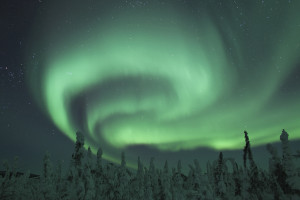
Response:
[[28, 1, 300, 167]]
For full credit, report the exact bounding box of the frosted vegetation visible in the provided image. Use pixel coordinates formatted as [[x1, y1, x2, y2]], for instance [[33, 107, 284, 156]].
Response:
[[1, 130, 300, 200]]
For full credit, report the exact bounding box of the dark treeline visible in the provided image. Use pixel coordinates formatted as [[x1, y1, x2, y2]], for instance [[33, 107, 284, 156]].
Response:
[[1, 129, 300, 200]]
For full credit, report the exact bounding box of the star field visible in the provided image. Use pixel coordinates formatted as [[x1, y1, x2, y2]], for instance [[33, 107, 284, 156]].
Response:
[[1, 0, 300, 170]]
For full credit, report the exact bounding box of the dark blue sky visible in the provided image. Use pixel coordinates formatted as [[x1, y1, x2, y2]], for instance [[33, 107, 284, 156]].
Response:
[[1, 0, 300, 174]]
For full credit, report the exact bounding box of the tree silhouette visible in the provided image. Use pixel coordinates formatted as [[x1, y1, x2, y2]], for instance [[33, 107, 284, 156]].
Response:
[[1, 129, 300, 199]]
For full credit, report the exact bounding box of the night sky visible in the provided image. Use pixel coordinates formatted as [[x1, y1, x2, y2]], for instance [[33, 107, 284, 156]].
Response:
[[1, 0, 300, 173]]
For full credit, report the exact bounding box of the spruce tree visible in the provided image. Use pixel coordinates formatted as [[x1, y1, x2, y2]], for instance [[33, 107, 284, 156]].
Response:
[[95, 147, 104, 199], [41, 152, 56, 200], [71, 131, 85, 200], [15, 170, 30, 200], [144, 168, 154, 200], [72, 131, 85, 177], [136, 156, 144, 199], [84, 147, 95, 200], [162, 160, 172, 200], [55, 160, 64, 198], [96, 147, 103, 173], [214, 152, 225, 198], [118, 152, 130, 200], [280, 129, 294, 178], [279, 129, 300, 195], [172, 161, 185, 200], [148, 157, 159, 199], [244, 131, 261, 197], [243, 131, 250, 169]]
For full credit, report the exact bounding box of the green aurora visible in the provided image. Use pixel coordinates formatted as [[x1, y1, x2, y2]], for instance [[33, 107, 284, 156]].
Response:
[[27, 0, 300, 167]]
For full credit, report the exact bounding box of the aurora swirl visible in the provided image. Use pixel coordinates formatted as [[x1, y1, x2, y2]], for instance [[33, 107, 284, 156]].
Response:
[[27, 0, 300, 167]]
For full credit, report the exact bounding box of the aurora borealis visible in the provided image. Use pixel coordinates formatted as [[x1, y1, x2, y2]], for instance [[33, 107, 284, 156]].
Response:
[[2, 0, 300, 170]]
